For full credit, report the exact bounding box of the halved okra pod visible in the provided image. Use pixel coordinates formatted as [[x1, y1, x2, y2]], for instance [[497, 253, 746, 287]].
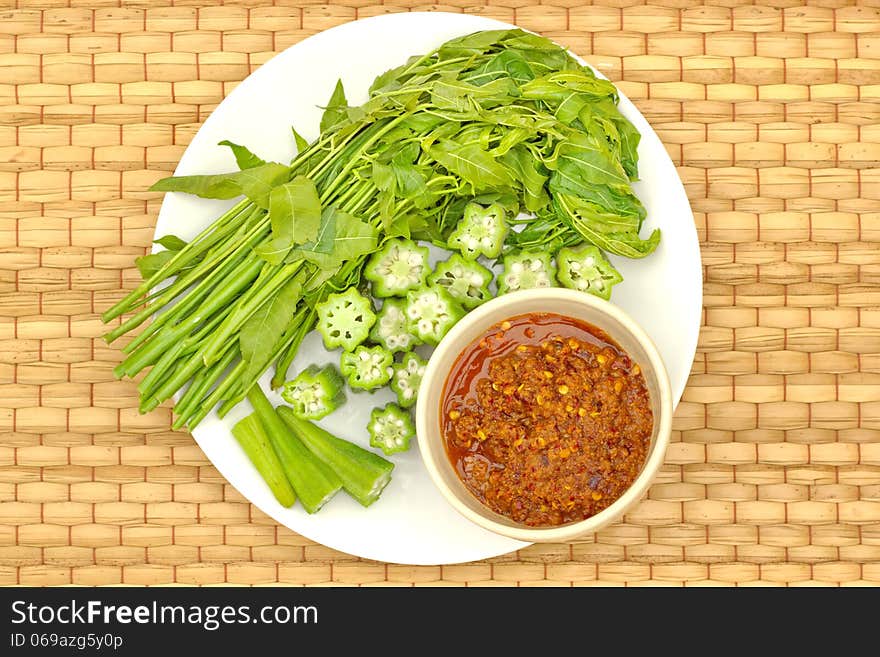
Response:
[[247, 385, 342, 514], [278, 407, 394, 508]]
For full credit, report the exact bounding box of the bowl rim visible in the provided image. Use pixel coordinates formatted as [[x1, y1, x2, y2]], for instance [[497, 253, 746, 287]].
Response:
[[415, 288, 674, 543]]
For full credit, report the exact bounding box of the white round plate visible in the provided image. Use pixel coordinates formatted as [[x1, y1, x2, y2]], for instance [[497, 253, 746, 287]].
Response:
[[154, 13, 702, 565]]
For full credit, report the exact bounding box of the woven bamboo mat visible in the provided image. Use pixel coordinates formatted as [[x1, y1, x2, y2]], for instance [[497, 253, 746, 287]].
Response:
[[1, 0, 879, 587]]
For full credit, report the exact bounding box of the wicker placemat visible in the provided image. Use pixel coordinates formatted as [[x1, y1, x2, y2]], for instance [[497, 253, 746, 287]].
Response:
[[1, 0, 879, 587]]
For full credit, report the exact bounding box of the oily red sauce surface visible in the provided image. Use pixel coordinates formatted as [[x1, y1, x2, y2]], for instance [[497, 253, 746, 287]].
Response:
[[441, 313, 653, 527]]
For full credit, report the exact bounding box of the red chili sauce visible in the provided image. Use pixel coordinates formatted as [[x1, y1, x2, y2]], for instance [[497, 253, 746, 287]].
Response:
[[441, 313, 654, 527]]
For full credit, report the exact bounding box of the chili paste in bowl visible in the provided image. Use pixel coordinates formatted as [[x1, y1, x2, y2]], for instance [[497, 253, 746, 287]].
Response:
[[416, 288, 672, 543], [441, 313, 653, 527]]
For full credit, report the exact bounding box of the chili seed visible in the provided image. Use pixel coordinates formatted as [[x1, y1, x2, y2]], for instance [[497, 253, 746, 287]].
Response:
[[542, 370, 554, 379], [448, 410, 460, 420], [501, 321, 511, 331], [632, 364, 641, 375], [558, 385, 569, 395]]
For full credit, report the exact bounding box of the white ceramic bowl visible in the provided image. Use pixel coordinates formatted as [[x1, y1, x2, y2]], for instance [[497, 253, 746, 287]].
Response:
[[416, 288, 673, 543]]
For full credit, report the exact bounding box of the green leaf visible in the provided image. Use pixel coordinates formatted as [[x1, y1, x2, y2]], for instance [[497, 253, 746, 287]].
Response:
[[320, 79, 348, 133], [290, 207, 378, 270], [407, 214, 444, 243], [253, 237, 293, 266], [426, 139, 511, 192], [135, 250, 175, 280], [549, 173, 645, 231], [546, 133, 629, 188], [437, 29, 513, 58], [286, 206, 337, 262], [383, 213, 411, 240], [369, 63, 407, 95], [153, 234, 188, 251], [400, 113, 446, 134], [308, 207, 338, 255], [265, 175, 322, 261], [149, 163, 290, 209], [465, 50, 535, 86], [547, 70, 618, 98], [501, 147, 548, 213], [430, 77, 518, 112], [391, 162, 432, 209], [239, 278, 303, 383], [291, 127, 309, 154], [614, 115, 641, 180], [371, 162, 396, 193], [555, 194, 658, 258], [234, 164, 291, 209], [555, 92, 589, 125], [503, 32, 565, 52], [218, 140, 265, 169], [521, 72, 616, 108]]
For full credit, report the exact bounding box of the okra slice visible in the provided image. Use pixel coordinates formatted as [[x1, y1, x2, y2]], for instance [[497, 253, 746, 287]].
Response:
[[390, 352, 427, 409], [368, 403, 415, 456], [498, 249, 557, 294], [281, 363, 346, 420], [404, 285, 464, 346], [315, 287, 376, 352], [364, 238, 430, 297], [340, 345, 394, 391], [369, 298, 422, 353], [447, 201, 509, 260], [427, 253, 493, 310], [556, 243, 623, 301]]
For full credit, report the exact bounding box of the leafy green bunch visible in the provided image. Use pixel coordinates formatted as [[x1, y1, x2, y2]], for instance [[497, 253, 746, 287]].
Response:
[[102, 28, 659, 430]]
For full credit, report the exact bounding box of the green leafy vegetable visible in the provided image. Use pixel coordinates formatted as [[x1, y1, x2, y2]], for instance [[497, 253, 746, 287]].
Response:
[[320, 79, 348, 133], [239, 277, 303, 382], [149, 162, 290, 209], [219, 140, 266, 169], [255, 176, 322, 264], [291, 127, 310, 154]]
